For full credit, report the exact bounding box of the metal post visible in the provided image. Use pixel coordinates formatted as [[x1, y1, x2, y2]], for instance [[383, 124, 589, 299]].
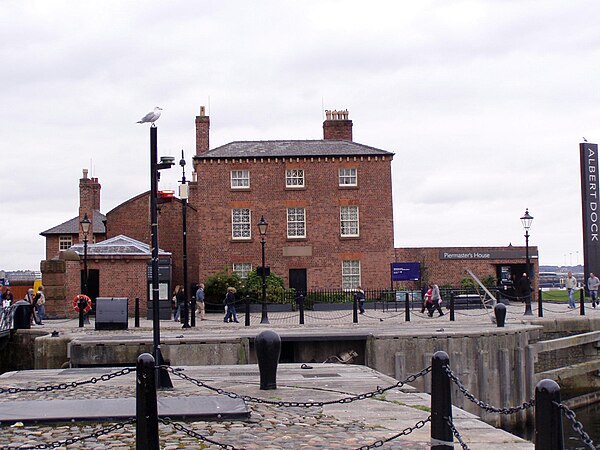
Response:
[[538, 289, 543, 318], [405, 292, 410, 322], [180, 150, 190, 329], [83, 236, 88, 297], [534, 379, 563, 450], [431, 351, 453, 449], [136, 353, 159, 450], [135, 297, 140, 327], [580, 288, 585, 316], [260, 236, 269, 324], [245, 295, 250, 327], [353, 292, 358, 323], [449, 292, 455, 322], [78, 298, 85, 328], [150, 126, 172, 389], [524, 230, 533, 316], [298, 294, 305, 325]]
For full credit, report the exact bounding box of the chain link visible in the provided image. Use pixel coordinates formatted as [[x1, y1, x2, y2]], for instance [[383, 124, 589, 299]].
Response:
[[445, 416, 469, 450], [444, 366, 535, 414], [160, 417, 243, 450], [354, 416, 431, 450], [554, 401, 596, 450], [0, 367, 134, 395], [164, 365, 431, 408], [4, 419, 135, 449]]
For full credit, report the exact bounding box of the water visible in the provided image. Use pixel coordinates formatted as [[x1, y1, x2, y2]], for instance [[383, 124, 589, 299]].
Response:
[[512, 402, 600, 449]]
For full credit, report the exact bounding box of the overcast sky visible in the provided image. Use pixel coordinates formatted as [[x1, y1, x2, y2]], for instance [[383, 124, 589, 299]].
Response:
[[1, 0, 598, 271]]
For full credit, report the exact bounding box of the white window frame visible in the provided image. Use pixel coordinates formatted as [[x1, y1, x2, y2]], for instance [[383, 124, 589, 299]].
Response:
[[340, 206, 359, 237], [232, 208, 251, 239], [233, 263, 252, 279], [59, 235, 73, 250], [342, 260, 361, 290], [230, 170, 250, 189], [339, 168, 357, 186], [287, 207, 306, 238], [286, 169, 305, 188]]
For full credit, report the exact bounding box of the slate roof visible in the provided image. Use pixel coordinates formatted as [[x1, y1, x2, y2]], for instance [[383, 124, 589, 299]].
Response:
[[194, 140, 394, 160], [40, 210, 106, 236], [69, 235, 170, 257]]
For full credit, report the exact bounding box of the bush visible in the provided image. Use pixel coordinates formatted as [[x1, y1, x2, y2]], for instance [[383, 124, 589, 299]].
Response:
[[242, 269, 294, 304], [204, 267, 242, 300]]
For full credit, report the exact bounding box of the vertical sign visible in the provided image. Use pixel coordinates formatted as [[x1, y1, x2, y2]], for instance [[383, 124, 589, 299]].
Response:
[[580, 142, 600, 284]]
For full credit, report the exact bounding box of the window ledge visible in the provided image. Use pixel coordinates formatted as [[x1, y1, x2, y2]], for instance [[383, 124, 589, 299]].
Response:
[[340, 235, 360, 240], [338, 185, 358, 189]]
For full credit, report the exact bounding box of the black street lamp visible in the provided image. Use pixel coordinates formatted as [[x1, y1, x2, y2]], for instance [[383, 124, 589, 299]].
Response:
[[520, 208, 534, 316], [80, 213, 91, 297], [149, 126, 174, 388], [257, 216, 269, 324], [179, 150, 191, 329]]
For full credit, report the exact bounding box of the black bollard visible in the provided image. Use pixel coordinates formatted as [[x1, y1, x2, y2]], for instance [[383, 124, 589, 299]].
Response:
[[353, 293, 358, 323], [431, 351, 453, 449], [449, 293, 455, 322], [190, 296, 196, 327], [134, 297, 140, 328], [298, 294, 305, 325], [538, 289, 543, 318], [78, 298, 86, 328], [136, 353, 159, 450], [255, 330, 281, 390], [405, 292, 410, 322], [535, 379, 563, 450], [494, 303, 506, 327], [580, 288, 585, 316], [245, 295, 251, 327]]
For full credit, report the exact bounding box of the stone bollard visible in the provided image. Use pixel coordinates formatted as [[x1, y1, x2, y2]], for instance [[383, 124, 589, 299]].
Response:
[[255, 330, 281, 390], [494, 303, 507, 327]]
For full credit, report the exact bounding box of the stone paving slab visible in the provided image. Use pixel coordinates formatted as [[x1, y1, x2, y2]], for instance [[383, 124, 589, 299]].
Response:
[[0, 364, 533, 449]]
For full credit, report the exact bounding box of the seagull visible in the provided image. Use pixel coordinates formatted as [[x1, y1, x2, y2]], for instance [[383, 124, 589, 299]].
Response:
[[583, 137, 588, 142], [137, 107, 162, 124]]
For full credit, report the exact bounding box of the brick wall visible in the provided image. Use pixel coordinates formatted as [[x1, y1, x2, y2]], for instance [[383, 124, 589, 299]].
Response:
[[194, 155, 394, 289]]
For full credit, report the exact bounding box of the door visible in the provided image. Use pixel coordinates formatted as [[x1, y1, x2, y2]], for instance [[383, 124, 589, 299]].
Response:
[[289, 269, 307, 295], [81, 269, 100, 314]]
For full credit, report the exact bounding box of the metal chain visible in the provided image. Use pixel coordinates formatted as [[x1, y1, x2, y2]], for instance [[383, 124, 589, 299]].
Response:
[[444, 366, 535, 414], [5, 419, 135, 449], [445, 416, 470, 450], [165, 365, 431, 408], [554, 401, 596, 449], [0, 367, 134, 395], [159, 417, 243, 450], [354, 416, 431, 450]]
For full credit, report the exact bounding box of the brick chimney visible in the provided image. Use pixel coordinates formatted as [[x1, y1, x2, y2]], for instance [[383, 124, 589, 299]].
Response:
[[79, 169, 101, 242], [323, 109, 353, 141], [195, 106, 210, 154]]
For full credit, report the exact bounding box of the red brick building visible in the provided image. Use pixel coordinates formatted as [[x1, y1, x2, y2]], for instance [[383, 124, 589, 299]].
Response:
[[191, 108, 395, 291]]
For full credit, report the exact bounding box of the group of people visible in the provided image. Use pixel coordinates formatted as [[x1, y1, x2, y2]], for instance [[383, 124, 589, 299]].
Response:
[[421, 284, 445, 317], [1, 286, 45, 325], [171, 283, 209, 323], [565, 271, 600, 309]]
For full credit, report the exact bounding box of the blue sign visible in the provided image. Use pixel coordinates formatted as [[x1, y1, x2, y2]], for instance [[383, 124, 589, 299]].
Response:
[[391, 262, 420, 281]]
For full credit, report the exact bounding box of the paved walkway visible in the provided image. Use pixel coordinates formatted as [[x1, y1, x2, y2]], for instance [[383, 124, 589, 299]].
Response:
[[0, 301, 590, 449]]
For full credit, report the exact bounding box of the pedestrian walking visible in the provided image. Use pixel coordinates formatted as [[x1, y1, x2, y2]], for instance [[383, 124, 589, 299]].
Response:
[[173, 285, 185, 322], [354, 286, 366, 314], [566, 272, 578, 309], [195, 283, 206, 320], [588, 272, 600, 308], [223, 287, 239, 323], [3, 288, 13, 307], [427, 284, 444, 317], [35, 286, 46, 323]]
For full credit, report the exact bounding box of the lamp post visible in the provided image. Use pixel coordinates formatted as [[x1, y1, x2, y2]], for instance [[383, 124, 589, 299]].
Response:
[[150, 126, 174, 388], [257, 216, 269, 324], [80, 213, 91, 297], [520, 208, 534, 316], [179, 150, 191, 329]]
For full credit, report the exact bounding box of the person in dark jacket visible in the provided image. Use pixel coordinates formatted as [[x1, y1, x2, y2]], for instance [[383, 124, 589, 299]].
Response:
[[223, 287, 239, 323], [173, 285, 185, 322], [354, 286, 366, 314]]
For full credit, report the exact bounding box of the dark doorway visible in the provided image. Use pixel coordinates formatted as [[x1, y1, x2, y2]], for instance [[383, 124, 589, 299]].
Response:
[[289, 269, 307, 295], [81, 269, 100, 314]]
